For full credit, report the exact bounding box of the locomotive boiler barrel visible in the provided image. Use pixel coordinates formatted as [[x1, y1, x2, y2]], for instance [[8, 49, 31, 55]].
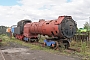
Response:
[[23, 16, 77, 38]]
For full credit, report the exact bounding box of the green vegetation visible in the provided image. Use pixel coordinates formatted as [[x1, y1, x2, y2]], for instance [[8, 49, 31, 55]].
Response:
[[84, 22, 90, 30], [0, 34, 90, 60], [70, 40, 90, 60], [0, 34, 57, 53], [77, 22, 90, 34]]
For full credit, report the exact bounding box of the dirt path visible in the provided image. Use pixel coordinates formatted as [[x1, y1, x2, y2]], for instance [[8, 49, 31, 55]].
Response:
[[0, 42, 80, 60]]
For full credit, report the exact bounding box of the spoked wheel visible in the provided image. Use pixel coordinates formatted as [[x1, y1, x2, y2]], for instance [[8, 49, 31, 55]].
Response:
[[63, 40, 70, 49], [54, 41, 59, 50], [63, 42, 70, 49]]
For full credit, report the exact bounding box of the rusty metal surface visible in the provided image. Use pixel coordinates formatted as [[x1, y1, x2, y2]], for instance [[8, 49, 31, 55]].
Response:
[[23, 16, 65, 38]]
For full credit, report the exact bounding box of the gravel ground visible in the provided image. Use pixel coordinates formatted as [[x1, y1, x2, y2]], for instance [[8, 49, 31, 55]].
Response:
[[0, 42, 80, 60]]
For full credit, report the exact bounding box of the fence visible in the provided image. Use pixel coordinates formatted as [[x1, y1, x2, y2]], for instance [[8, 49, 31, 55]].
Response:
[[71, 32, 90, 41]]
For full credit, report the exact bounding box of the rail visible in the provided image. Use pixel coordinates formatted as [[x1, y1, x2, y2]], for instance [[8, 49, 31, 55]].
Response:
[[0, 49, 6, 60]]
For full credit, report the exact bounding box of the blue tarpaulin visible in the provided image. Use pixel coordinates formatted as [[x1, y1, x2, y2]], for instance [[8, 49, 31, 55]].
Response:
[[44, 39, 55, 46]]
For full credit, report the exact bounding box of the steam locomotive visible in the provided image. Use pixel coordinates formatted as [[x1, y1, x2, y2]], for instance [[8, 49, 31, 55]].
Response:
[[11, 16, 77, 48]]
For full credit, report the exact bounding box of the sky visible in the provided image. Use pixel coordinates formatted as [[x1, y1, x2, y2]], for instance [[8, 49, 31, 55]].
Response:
[[0, 0, 21, 6], [0, 0, 90, 28]]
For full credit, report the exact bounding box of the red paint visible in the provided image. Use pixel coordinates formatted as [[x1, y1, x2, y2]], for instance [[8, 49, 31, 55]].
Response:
[[23, 16, 65, 38], [15, 34, 24, 40]]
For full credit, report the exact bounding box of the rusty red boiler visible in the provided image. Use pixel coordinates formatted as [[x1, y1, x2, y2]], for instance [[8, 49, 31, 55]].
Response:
[[23, 16, 77, 39]]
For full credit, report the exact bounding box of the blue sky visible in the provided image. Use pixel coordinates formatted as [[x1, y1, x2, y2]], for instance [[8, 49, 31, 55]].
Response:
[[0, 0, 21, 6], [0, 0, 71, 6], [67, 0, 71, 2]]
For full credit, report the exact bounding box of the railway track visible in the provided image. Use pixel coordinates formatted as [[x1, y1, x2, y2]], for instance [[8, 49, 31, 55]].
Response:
[[0, 38, 6, 60], [0, 49, 6, 60], [25, 41, 79, 53]]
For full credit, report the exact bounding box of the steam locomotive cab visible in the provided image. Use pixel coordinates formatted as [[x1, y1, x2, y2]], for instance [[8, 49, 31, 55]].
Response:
[[12, 20, 32, 40]]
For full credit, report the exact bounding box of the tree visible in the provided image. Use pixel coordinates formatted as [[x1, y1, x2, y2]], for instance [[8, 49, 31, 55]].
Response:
[[83, 22, 90, 29]]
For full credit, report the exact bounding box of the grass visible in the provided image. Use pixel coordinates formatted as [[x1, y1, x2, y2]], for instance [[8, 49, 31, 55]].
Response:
[[70, 40, 90, 60], [0, 34, 90, 60], [0, 34, 57, 53]]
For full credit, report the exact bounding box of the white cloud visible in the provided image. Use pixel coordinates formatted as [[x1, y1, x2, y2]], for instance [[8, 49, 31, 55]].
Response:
[[0, 0, 90, 28]]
